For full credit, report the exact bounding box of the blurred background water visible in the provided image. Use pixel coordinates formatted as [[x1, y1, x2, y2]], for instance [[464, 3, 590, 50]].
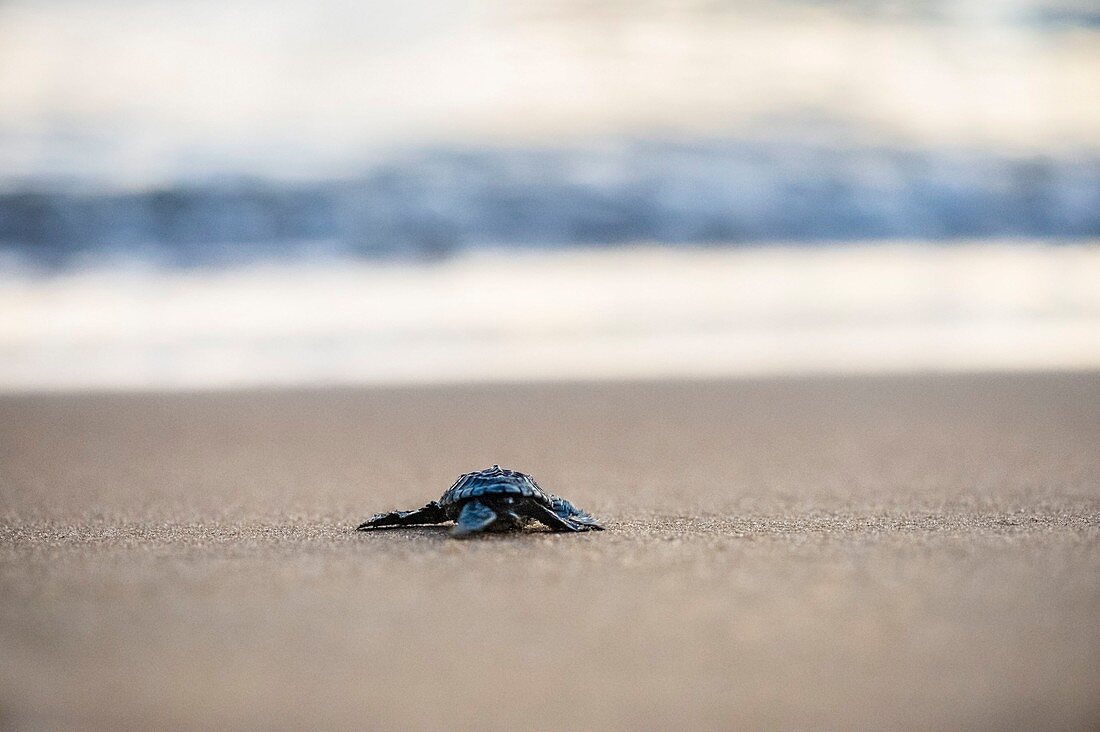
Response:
[[1, 0, 1098, 389]]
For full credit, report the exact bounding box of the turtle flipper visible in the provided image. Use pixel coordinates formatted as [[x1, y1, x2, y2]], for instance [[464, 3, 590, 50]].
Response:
[[530, 497, 605, 532], [528, 502, 582, 532], [451, 500, 498, 537], [357, 500, 447, 530]]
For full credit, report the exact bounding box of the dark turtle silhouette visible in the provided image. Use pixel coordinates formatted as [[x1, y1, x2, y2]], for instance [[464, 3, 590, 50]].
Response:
[[356, 465, 604, 538]]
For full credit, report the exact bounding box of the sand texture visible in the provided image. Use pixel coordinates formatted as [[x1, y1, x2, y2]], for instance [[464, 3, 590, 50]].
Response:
[[1, 374, 1099, 729]]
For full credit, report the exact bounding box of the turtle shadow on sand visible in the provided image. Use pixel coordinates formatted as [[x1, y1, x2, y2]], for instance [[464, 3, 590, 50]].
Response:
[[353, 524, 597, 542], [356, 465, 605, 539]]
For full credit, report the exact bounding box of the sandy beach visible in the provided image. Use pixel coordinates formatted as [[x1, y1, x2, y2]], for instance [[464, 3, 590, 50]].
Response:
[[1, 374, 1098, 729]]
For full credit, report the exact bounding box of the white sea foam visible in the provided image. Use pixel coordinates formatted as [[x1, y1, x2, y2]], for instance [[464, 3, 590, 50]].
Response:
[[2, 241, 1099, 391], [2, 1, 1098, 184]]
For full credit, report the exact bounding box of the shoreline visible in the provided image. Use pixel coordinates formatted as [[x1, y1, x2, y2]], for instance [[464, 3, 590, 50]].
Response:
[[3, 241, 1100, 392]]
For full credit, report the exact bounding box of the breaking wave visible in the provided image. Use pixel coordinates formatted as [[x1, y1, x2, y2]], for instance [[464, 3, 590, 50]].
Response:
[[2, 139, 1098, 270]]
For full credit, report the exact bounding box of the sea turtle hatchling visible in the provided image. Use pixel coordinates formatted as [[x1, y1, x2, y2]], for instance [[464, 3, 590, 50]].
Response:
[[357, 465, 604, 538]]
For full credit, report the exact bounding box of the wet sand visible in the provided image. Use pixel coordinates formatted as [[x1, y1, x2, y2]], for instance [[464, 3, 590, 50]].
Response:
[[1, 374, 1099, 729]]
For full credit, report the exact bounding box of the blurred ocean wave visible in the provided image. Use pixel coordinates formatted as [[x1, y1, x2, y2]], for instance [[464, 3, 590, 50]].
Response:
[[2, 140, 1098, 271], [2, 0, 1099, 387]]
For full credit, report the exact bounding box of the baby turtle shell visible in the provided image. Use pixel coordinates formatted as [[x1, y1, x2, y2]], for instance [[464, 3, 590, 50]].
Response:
[[357, 464, 604, 538], [441, 465, 548, 506]]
